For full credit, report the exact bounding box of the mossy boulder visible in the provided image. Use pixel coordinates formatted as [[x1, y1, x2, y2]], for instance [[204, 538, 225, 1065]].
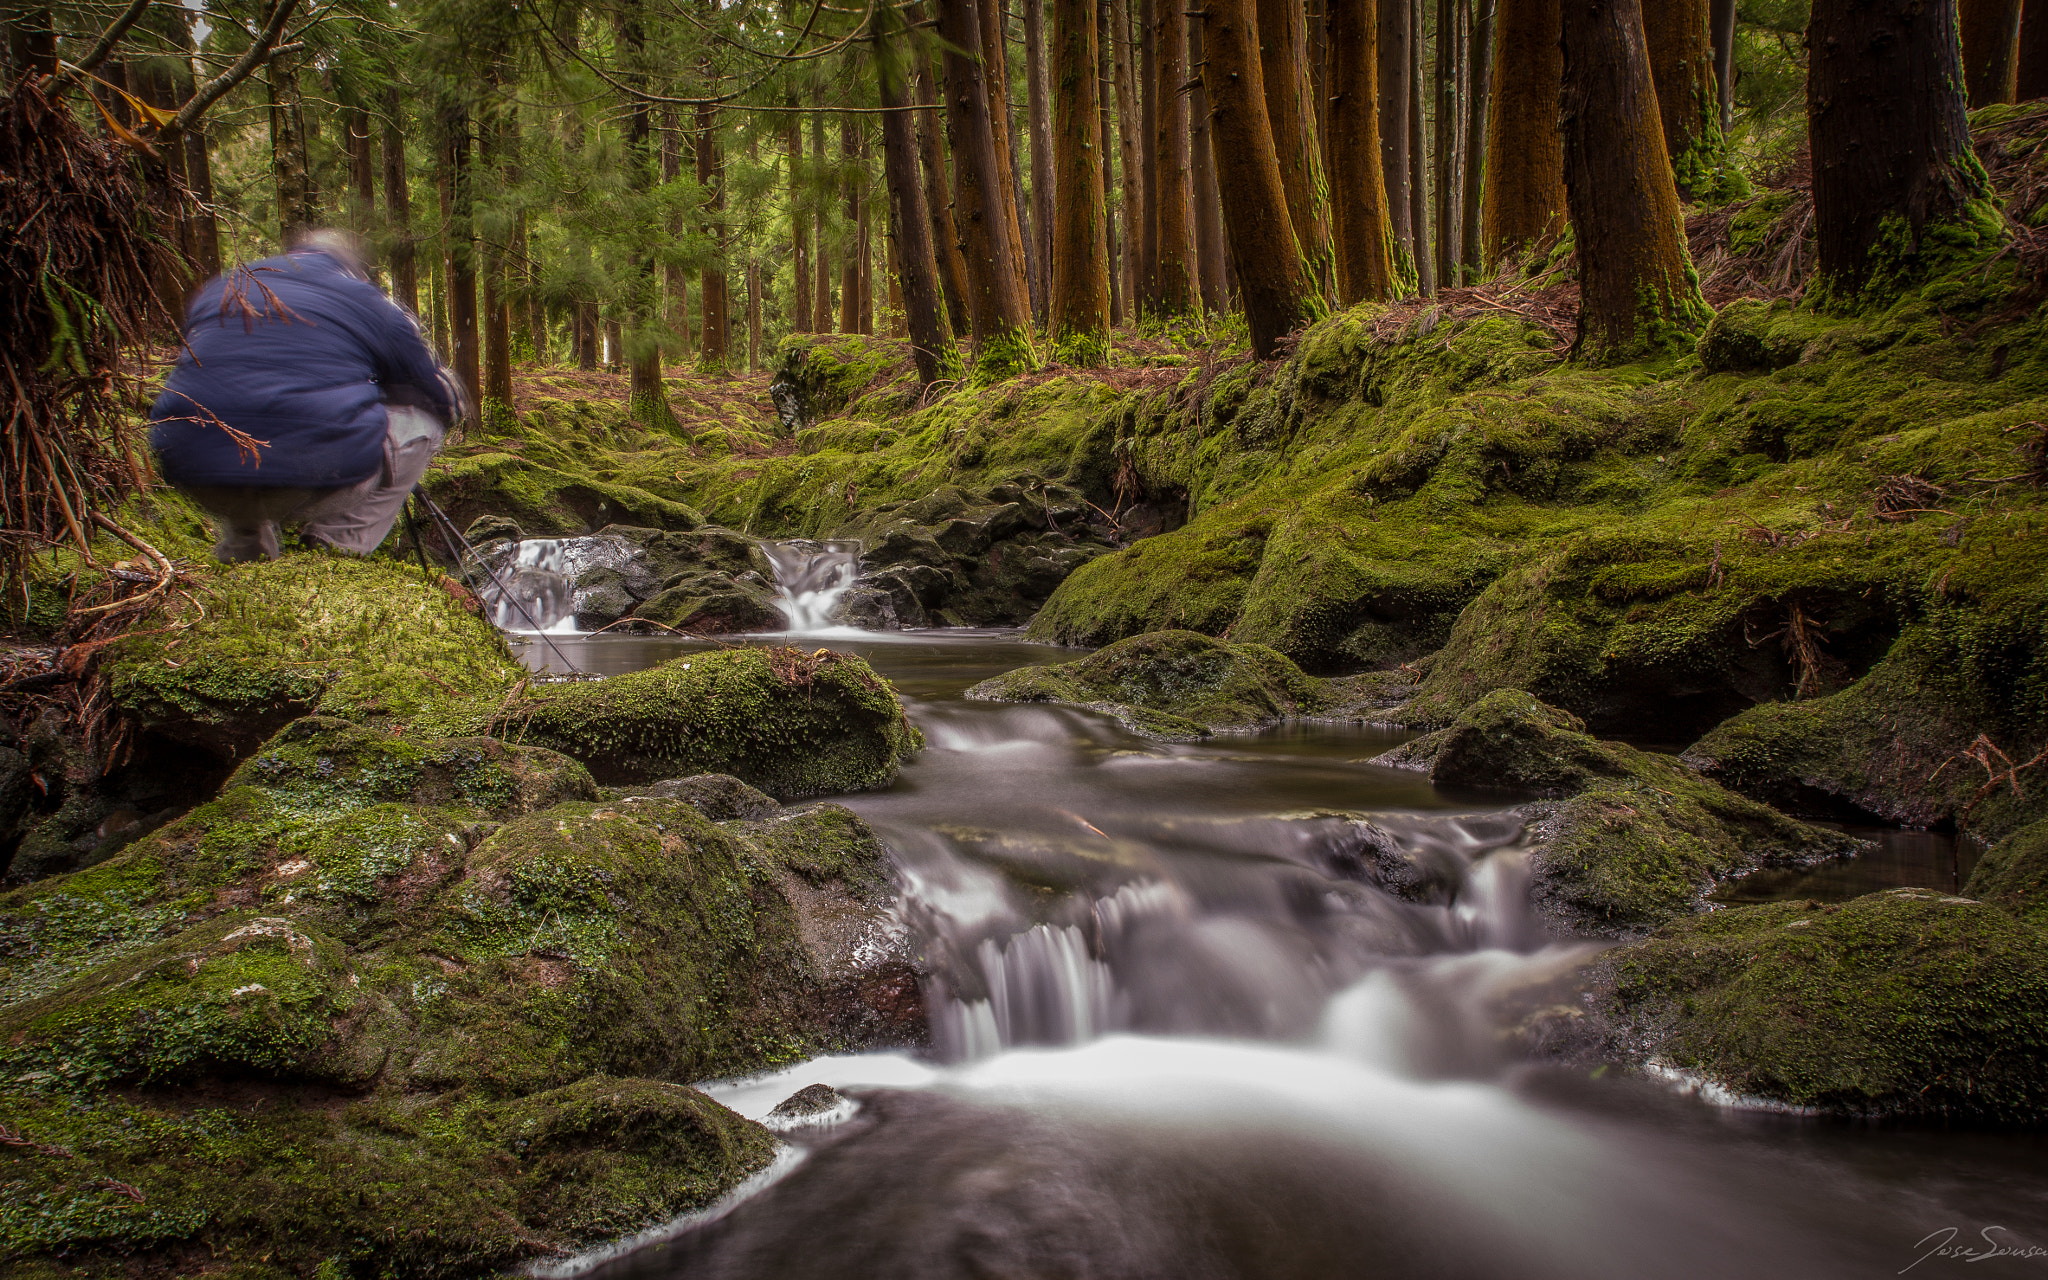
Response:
[[1373, 689, 1860, 933], [428, 647, 921, 794], [231, 716, 597, 818], [1595, 889, 2048, 1121], [632, 571, 788, 634], [1694, 297, 1827, 373], [105, 554, 525, 760], [1965, 818, 2048, 927], [965, 630, 1330, 739]]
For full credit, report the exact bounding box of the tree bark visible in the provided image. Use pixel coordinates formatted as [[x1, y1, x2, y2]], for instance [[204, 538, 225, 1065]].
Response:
[[939, 0, 1037, 375], [1710, 0, 1736, 135], [697, 96, 730, 369], [812, 108, 835, 331], [1109, 0, 1145, 308], [841, 113, 864, 334], [788, 93, 810, 334], [1101, 0, 1127, 324], [439, 101, 481, 411], [480, 96, 515, 423], [1026, 0, 1056, 325], [1198, 0, 1315, 356], [1378, 0, 1414, 280], [1959, 0, 2025, 106], [1152, 0, 1199, 315], [1139, 0, 1160, 309], [1257, 0, 1337, 297], [1329, 0, 1399, 302], [859, 123, 877, 335], [268, 52, 316, 243], [2021, 1, 2048, 100], [1481, 0, 1565, 265], [1808, 0, 1995, 301], [1559, 0, 1707, 358], [1643, 0, 1719, 197], [381, 89, 415, 314], [1459, 0, 1493, 278], [878, 17, 963, 386], [915, 59, 975, 335], [749, 258, 764, 368], [621, 14, 676, 428], [1408, 0, 1433, 292], [980, 0, 1035, 321], [1435, 0, 1464, 286], [662, 109, 694, 355], [1052, 0, 1114, 359], [1189, 17, 1229, 310]]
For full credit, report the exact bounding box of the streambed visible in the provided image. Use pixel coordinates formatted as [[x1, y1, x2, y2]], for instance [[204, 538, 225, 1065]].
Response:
[[509, 628, 2047, 1280]]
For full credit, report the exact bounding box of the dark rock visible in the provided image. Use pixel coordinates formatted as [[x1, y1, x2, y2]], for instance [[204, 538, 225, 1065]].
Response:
[[633, 572, 788, 635], [967, 630, 1330, 736], [830, 585, 901, 631], [465, 514, 525, 544], [635, 774, 783, 821], [1965, 817, 2048, 927], [768, 1083, 849, 1121]]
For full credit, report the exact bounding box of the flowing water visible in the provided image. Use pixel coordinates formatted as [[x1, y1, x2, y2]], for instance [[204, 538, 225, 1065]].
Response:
[[760, 539, 862, 633], [509, 630, 2048, 1280]]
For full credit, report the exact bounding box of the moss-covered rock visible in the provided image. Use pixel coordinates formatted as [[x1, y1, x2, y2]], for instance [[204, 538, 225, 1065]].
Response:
[[232, 716, 597, 818], [427, 647, 921, 795], [105, 554, 525, 759], [1964, 818, 2048, 927], [1596, 889, 2048, 1121], [1373, 689, 1860, 933], [966, 630, 1330, 739]]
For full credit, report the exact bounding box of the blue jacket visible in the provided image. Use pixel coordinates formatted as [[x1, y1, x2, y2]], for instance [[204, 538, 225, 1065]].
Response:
[[151, 250, 457, 489]]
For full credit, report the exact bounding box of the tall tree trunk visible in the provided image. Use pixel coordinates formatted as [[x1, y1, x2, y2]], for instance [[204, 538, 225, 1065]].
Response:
[[1052, 0, 1114, 359], [1153, 0, 1199, 315], [915, 59, 974, 334], [665, 107, 696, 354], [268, 52, 316, 243], [812, 108, 835, 331], [939, 0, 1037, 376], [980, 0, 1035, 320], [1026, 0, 1056, 325], [1109, 0, 1145, 309], [1481, 0, 1565, 265], [1101, 0, 1127, 325], [2021, 0, 2048, 100], [1309, 0, 1330, 140], [788, 94, 811, 333], [697, 96, 730, 369], [1408, 0, 1433, 292], [879, 16, 963, 386], [1559, 0, 1707, 358], [1710, 0, 1736, 135], [749, 259, 764, 368], [1959, 0, 2025, 106], [1329, 0, 1399, 302], [1139, 0, 1160, 309], [841, 113, 864, 333], [1256, 0, 1337, 297], [480, 97, 515, 425], [440, 102, 481, 412], [859, 122, 877, 335], [1189, 17, 1229, 310], [1434, 0, 1461, 286], [382, 88, 415, 314], [1809, 0, 1996, 301], [1198, 0, 1315, 356], [1644, 0, 1719, 197], [1459, 0, 1493, 277], [1378, 0, 1415, 280]]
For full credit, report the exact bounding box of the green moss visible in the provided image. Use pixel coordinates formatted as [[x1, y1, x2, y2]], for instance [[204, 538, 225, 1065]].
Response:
[[104, 555, 525, 757], [1379, 689, 1860, 933], [426, 647, 922, 795], [967, 630, 1331, 737], [1962, 818, 2048, 927], [1603, 889, 2048, 1120], [230, 716, 598, 819]]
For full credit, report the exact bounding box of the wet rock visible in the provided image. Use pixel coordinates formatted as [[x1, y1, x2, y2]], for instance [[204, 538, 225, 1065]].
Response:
[[829, 584, 901, 630], [769, 1082, 848, 1119], [428, 647, 922, 795], [633, 773, 783, 821], [235, 716, 597, 818], [1371, 689, 1861, 936], [1585, 889, 2048, 1122], [465, 513, 525, 544], [633, 571, 788, 635], [1964, 817, 2048, 928], [966, 630, 1332, 737]]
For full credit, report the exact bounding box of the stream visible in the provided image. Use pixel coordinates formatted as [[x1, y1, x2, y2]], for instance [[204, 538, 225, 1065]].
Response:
[[499, 622, 2048, 1280]]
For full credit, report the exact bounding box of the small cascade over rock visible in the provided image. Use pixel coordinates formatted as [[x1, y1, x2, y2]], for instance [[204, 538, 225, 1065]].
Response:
[[763, 539, 861, 632], [472, 535, 642, 633]]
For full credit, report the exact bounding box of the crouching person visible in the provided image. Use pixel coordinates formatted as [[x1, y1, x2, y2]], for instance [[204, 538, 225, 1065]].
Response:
[[149, 229, 469, 563]]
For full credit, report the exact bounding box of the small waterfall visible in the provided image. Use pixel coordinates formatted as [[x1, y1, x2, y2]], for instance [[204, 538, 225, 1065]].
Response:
[[762, 539, 861, 632], [473, 540, 578, 633]]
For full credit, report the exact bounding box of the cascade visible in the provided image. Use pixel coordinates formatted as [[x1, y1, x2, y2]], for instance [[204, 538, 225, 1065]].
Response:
[[473, 539, 579, 633], [762, 539, 861, 632]]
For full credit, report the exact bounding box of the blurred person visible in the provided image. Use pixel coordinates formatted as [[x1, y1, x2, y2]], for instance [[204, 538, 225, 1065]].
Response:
[[149, 228, 468, 562]]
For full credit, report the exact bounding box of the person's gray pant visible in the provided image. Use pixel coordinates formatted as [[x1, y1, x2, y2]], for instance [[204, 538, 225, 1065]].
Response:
[[184, 408, 445, 562]]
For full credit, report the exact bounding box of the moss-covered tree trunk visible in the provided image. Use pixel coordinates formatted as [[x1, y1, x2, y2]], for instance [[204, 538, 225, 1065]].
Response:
[[1559, 0, 1708, 359], [1051, 0, 1113, 360], [1188, 18, 1229, 311], [1960, 0, 2024, 106], [1643, 0, 1719, 198], [938, 0, 1036, 378], [876, 15, 961, 387], [1153, 0, 1200, 316], [1377, 0, 1414, 281], [268, 50, 316, 243], [914, 60, 972, 336], [1808, 0, 1999, 304], [1328, 0, 1400, 303], [1199, 0, 1315, 357], [1481, 0, 1565, 266], [1255, 0, 1336, 299]]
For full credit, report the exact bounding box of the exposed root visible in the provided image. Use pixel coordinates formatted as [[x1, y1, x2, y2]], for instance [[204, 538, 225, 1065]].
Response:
[[1930, 733, 2048, 821], [1873, 474, 1951, 522]]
